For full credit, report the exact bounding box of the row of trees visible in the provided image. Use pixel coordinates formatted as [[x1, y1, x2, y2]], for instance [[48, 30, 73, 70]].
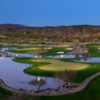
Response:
[[75, 43, 87, 51], [54, 69, 77, 90]]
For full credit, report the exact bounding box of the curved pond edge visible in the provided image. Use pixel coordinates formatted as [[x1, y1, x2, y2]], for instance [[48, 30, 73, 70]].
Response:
[[71, 57, 100, 63], [0, 72, 100, 96]]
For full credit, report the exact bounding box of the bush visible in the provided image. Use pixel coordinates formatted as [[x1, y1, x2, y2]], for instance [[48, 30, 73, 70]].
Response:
[[71, 85, 78, 88], [18, 88, 25, 91], [34, 91, 39, 93]]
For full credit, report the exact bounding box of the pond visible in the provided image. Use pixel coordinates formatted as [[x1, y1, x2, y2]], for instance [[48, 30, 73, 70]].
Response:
[[0, 47, 89, 91], [42, 54, 88, 58], [74, 57, 100, 63], [0, 57, 58, 90], [1, 47, 36, 58], [1, 47, 88, 58]]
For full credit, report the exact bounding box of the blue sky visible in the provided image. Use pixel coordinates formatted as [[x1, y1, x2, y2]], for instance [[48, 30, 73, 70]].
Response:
[[0, 0, 100, 26]]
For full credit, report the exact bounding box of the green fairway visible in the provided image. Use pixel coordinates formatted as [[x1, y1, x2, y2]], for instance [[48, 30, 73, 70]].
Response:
[[1, 43, 100, 100], [16, 47, 41, 50], [37, 59, 88, 71], [8, 46, 41, 53], [87, 43, 100, 57], [39, 46, 72, 55], [7, 45, 72, 54], [13, 57, 100, 83]]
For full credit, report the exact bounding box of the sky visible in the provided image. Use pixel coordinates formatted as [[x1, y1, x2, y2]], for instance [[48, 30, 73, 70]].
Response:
[[0, 0, 100, 27]]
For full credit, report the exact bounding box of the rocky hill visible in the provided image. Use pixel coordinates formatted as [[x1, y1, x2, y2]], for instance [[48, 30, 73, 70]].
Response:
[[0, 24, 26, 30], [0, 24, 100, 42]]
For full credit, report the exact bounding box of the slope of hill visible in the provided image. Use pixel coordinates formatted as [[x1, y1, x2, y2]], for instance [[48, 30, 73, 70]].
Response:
[[0, 24, 27, 30], [0, 24, 100, 42]]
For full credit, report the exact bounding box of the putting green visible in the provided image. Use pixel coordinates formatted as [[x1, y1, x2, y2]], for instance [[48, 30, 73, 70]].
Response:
[[34, 59, 89, 71], [16, 48, 41, 50]]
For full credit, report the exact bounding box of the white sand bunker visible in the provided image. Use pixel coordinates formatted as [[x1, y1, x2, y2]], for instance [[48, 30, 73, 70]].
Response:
[[65, 48, 73, 50], [98, 48, 100, 49], [57, 51, 64, 54]]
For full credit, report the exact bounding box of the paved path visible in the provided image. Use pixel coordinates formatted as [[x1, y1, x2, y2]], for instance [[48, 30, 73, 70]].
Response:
[[0, 72, 100, 96]]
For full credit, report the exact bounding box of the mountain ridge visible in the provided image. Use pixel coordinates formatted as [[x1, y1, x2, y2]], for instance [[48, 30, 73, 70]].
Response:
[[1, 24, 100, 42]]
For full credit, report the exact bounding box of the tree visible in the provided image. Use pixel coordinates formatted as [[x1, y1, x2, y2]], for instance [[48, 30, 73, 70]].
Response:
[[57, 42, 60, 46], [75, 43, 80, 50], [54, 71, 64, 88], [30, 41, 35, 45], [54, 69, 77, 89], [28, 78, 46, 92], [83, 45, 87, 52], [64, 70, 77, 83], [40, 44, 45, 50], [36, 45, 39, 51]]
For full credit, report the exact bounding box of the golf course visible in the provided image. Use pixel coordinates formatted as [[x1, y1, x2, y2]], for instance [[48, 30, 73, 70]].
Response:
[[1, 43, 100, 100]]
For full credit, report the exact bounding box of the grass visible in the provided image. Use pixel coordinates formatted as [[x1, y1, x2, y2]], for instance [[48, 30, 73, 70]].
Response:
[[0, 44, 72, 55], [39, 46, 72, 55], [12, 57, 55, 77], [0, 45, 41, 53], [37, 59, 88, 71], [40, 75, 100, 100], [87, 43, 100, 57], [0, 44, 18, 48], [8, 45, 72, 54], [1, 40, 30, 44], [0, 87, 12, 99], [8, 46, 41, 53], [1, 43, 100, 99], [12, 57, 100, 83]]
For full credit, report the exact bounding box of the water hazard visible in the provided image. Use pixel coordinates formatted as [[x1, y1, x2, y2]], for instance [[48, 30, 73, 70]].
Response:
[[74, 57, 100, 63], [0, 47, 89, 90]]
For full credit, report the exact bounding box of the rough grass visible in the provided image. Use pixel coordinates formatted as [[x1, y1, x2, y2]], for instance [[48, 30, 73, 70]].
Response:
[[0, 87, 12, 99], [1, 40, 29, 44], [37, 59, 88, 71]]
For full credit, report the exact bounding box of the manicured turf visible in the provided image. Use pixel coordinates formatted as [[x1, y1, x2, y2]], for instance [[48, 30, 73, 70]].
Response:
[[39, 46, 72, 55], [8, 46, 41, 53], [1, 43, 100, 99], [12, 57, 100, 83], [8, 45, 72, 54], [12, 57, 55, 77], [37, 59, 88, 71], [16, 47, 41, 50], [87, 43, 100, 57], [40, 75, 100, 100]]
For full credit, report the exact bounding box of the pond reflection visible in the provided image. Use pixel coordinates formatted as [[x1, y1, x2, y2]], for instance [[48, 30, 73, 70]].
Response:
[[41, 54, 89, 58], [74, 57, 100, 63], [0, 48, 89, 58]]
